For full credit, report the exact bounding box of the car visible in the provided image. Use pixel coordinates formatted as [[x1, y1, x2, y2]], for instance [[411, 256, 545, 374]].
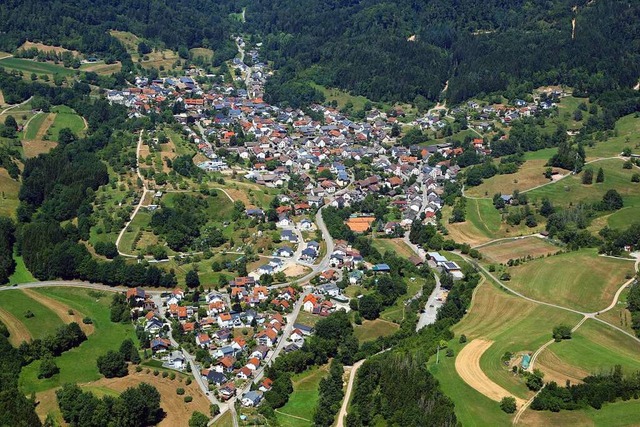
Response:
[[429, 304, 434, 308]]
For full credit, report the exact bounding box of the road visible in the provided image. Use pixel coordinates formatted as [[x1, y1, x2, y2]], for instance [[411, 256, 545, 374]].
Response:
[[0, 95, 32, 116]]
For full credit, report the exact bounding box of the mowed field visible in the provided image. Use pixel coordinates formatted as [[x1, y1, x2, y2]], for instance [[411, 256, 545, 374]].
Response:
[[0, 289, 65, 341], [478, 236, 560, 264], [19, 287, 137, 394], [0, 57, 77, 77], [506, 249, 634, 312], [372, 238, 415, 259], [464, 159, 554, 198], [445, 198, 543, 246], [585, 114, 640, 160], [353, 318, 399, 343], [0, 167, 20, 218], [22, 112, 58, 157], [546, 319, 640, 377], [275, 365, 328, 426], [526, 158, 640, 210], [49, 105, 86, 138]]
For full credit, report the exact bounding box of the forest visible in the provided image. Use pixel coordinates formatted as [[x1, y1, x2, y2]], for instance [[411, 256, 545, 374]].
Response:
[[243, 0, 640, 105], [0, 0, 241, 69]]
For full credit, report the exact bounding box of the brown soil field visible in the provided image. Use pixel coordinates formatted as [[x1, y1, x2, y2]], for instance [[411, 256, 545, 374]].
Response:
[[36, 368, 210, 426], [81, 62, 122, 74], [455, 339, 527, 406], [445, 222, 492, 247], [0, 306, 32, 345], [478, 237, 560, 264], [465, 160, 552, 197], [283, 264, 310, 278], [22, 289, 95, 335], [23, 113, 58, 158], [535, 349, 587, 385], [223, 188, 251, 206], [19, 42, 79, 56]]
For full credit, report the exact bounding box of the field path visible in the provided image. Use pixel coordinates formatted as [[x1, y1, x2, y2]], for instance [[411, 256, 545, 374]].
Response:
[[274, 410, 311, 422], [0, 306, 32, 345], [22, 288, 95, 335], [336, 359, 365, 427], [456, 339, 527, 407]]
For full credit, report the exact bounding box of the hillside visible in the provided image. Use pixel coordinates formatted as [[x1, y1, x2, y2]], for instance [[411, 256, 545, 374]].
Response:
[[244, 0, 640, 105]]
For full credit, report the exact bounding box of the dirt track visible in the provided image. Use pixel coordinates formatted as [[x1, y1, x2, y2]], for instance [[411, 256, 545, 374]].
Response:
[[455, 339, 526, 406], [22, 289, 95, 335], [0, 306, 32, 345]]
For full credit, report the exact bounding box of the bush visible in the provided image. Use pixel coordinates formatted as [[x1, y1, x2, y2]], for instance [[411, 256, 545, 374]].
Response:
[[82, 317, 93, 324], [184, 395, 193, 403], [552, 325, 572, 341], [170, 372, 176, 380], [177, 387, 185, 395], [459, 334, 467, 343], [446, 349, 454, 357], [632, 173, 640, 183], [135, 366, 143, 372], [24, 310, 35, 318], [153, 369, 160, 376], [96, 351, 128, 378], [525, 370, 544, 391], [38, 357, 60, 379], [162, 371, 168, 378], [67, 309, 74, 315], [500, 396, 517, 414], [185, 377, 192, 385]]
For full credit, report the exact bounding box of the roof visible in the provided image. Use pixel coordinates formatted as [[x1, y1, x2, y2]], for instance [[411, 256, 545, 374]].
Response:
[[372, 263, 391, 272]]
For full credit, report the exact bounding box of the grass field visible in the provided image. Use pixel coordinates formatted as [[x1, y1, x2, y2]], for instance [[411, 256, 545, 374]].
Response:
[[371, 238, 415, 259], [0, 168, 20, 218], [429, 339, 513, 427], [506, 249, 634, 312], [585, 114, 640, 160], [478, 237, 561, 264], [547, 319, 640, 376], [190, 48, 214, 61], [8, 252, 36, 285], [522, 147, 557, 161], [606, 206, 640, 230], [49, 105, 85, 139], [452, 278, 582, 399], [465, 160, 553, 198], [275, 365, 328, 426], [24, 112, 47, 140], [0, 290, 65, 340], [519, 398, 640, 427], [0, 57, 77, 77], [353, 318, 399, 343], [526, 158, 640, 210], [19, 287, 137, 394]]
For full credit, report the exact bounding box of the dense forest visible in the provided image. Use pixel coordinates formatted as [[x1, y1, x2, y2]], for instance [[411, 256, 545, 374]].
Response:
[[243, 0, 640, 105], [0, 0, 241, 70]]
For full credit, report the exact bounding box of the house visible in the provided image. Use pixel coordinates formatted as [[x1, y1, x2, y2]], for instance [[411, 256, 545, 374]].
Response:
[[256, 328, 278, 347], [299, 218, 313, 230], [317, 283, 341, 297], [219, 383, 236, 400], [259, 378, 273, 392], [443, 261, 465, 279], [275, 246, 294, 257], [215, 356, 235, 373], [126, 287, 146, 303], [281, 230, 298, 243], [372, 263, 391, 273], [151, 338, 171, 353], [202, 369, 226, 386], [236, 366, 253, 380], [427, 252, 448, 267], [167, 351, 185, 370], [292, 323, 315, 336], [144, 316, 164, 334], [290, 328, 305, 344], [196, 333, 211, 347], [241, 390, 263, 407], [303, 294, 318, 312], [247, 357, 261, 371], [218, 313, 233, 328]]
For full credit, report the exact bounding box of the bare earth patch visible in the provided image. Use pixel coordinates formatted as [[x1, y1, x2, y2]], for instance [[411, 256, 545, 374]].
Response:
[[35, 368, 210, 426], [536, 349, 587, 386], [22, 289, 95, 336], [478, 237, 560, 264], [455, 339, 526, 406], [19, 41, 79, 56], [0, 306, 32, 345], [0, 90, 5, 106], [283, 264, 310, 278]]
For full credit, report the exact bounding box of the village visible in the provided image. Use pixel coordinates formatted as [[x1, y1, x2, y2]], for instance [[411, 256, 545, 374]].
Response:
[[101, 37, 564, 417]]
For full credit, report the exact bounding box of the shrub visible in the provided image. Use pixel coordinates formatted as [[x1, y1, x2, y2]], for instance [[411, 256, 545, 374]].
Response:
[[96, 351, 128, 378], [82, 317, 93, 324], [24, 310, 35, 318], [184, 395, 193, 403], [67, 309, 74, 315], [38, 357, 60, 379], [185, 378, 192, 385], [177, 387, 185, 395], [500, 396, 517, 414], [446, 349, 454, 357], [632, 173, 640, 183], [552, 325, 572, 341], [459, 334, 467, 343], [153, 369, 160, 376], [135, 366, 143, 372], [162, 371, 168, 378], [170, 372, 176, 380]]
